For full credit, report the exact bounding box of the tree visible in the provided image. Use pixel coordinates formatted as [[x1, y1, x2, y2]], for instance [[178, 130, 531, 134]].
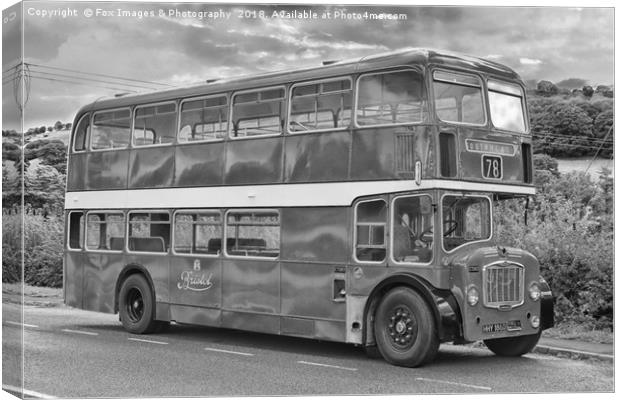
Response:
[[530, 102, 593, 157], [536, 80, 558, 96], [54, 121, 64, 131], [47, 126, 53, 132], [23, 162, 65, 210], [582, 85, 594, 98], [39, 126, 46, 134], [593, 109, 613, 158]]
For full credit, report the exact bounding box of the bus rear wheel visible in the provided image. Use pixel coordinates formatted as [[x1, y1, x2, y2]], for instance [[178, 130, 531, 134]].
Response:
[[119, 274, 161, 334], [484, 331, 541, 357], [374, 287, 439, 367]]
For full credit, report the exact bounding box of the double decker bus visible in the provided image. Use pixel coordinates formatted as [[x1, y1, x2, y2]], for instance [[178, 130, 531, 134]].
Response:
[[64, 48, 553, 367]]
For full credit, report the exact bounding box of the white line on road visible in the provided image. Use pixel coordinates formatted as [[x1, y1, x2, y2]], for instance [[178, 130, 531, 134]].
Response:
[[297, 360, 358, 371], [128, 337, 169, 345], [204, 347, 254, 356], [61, 329, 99, 336], [5, 321, 39, 328], [415, 377, 492, 391], [2, 384, 56, 399]]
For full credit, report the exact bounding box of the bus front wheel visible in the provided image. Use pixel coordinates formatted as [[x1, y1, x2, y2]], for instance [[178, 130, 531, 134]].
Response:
[[119, 274, 161, 334], [484, 332, 541, 357], [374, 287, 439, 367]]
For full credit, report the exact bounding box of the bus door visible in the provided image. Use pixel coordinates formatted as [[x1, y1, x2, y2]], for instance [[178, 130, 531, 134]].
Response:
[[169, 211, 222, 326], [220, 210, 281, 334]]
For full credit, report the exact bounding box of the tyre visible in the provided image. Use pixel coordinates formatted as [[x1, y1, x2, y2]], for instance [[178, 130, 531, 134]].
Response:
[[484, 331, 541, 357], [374, 287, 439, 367], [118, 274, 161, 334]]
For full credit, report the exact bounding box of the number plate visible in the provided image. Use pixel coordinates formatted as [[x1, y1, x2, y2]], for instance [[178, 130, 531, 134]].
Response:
[[482, 155, 502, 179], [482, 320, 522, 333]]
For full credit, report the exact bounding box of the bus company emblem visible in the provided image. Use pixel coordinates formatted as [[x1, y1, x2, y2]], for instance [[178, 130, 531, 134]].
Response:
[[177, 260, 213, 291]]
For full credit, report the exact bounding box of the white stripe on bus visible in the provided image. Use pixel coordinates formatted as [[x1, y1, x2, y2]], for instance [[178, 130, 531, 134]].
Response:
[[65, 180, 535, 209]]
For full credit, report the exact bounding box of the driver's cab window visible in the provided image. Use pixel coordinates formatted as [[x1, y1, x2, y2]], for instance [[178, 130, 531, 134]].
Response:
[[392, 195, 434, 263]]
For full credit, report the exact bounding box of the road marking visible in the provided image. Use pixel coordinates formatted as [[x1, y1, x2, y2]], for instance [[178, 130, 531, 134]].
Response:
[[297, 361, 358, 371], [61, 329, 99, 336], [5, 321, 39, 328], [128, 337, 169, 345], [204, 347, 254, 356], [2, 384, 57, 398], [415, 377, 492, 391]]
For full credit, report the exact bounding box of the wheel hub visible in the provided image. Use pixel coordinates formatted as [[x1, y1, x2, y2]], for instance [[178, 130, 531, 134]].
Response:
[[387, 306, 417, 349]]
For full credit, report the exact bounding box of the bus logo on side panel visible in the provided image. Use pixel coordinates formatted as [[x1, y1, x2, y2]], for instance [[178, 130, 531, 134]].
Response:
[[177, 260, 214, 291]]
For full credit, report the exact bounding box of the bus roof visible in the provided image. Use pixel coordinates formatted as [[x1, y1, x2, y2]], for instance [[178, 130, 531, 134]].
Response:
[[75, 48, 522, 116]]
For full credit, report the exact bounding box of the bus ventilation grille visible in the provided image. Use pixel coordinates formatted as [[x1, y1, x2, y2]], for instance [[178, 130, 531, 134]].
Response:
[[395, 134, 416, 177]]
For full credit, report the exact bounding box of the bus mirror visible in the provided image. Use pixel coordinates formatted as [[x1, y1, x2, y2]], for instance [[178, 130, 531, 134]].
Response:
[[420, 197, 432, 214]]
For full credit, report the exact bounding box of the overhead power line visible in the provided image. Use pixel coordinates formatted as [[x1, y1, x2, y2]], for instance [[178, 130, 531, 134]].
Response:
[[28, 70, 161, 91], [28, 75, 139, 93], [27, 62, 175, 88]]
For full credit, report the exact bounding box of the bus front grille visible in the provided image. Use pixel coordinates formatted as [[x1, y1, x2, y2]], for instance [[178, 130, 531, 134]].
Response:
[[483, 263, 524, 309]]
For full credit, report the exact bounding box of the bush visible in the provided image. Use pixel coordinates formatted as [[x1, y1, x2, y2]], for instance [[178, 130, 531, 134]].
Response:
[[2, 211, 64, 287], [495, 168, 613, 330]]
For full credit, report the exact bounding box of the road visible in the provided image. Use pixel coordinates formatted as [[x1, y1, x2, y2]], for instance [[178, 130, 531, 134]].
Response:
[[2, 301, 614, 398]]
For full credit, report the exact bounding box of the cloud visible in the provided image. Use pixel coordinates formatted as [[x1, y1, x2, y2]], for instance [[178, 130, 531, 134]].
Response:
[[6, 4, 613, 132]]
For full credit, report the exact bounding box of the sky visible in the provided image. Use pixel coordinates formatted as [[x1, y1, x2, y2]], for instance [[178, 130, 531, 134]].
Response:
[[1, 1, 615, 132]]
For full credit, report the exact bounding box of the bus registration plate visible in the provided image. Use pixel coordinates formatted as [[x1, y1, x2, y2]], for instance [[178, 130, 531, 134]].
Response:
[[482, 320, 521, 333]]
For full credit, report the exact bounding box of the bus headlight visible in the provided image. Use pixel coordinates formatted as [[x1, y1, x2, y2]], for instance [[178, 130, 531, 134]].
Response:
[[467, 286, 479, 306], [530, 315, 540, 328], [528, 282, 541, 301]]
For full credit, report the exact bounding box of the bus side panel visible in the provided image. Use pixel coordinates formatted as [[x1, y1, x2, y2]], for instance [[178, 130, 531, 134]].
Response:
[[174, 142, 225, 187], [221, 259, 279, 313], [124, 254, 170, 305], [85, 150, 129, 190], [280, 262, 346, 321], [168, 256, 222, 326], [66, 153, 88, 191], [82, 253, 124, 313], [283, 131, 350, 183], [280, 207, 349, 263], [224, 137, 283, 185], [64, 251, 84, 308], [128, 147, 174, 188], [350, 128, 396, 180], [350, 126, 434, 181]]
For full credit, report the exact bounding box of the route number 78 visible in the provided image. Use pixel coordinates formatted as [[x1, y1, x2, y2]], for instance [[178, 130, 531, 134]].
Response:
[[482, 155, 502, 179]]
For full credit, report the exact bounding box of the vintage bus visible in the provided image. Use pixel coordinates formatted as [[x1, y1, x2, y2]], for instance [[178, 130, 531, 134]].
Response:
[[64, 48, 554, 367]]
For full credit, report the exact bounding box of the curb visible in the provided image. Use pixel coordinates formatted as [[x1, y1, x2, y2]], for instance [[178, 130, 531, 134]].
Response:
[[534, 344, 613, 362]]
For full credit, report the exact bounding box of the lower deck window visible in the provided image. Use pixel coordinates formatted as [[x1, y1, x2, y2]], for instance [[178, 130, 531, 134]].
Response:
[[68, 212, 85, 250], [86, 212, 125, 251], [355, 199, 387, 262], [174, 211, 222, 255], [128, 212, 171, 253], [225, 211, 280, 258]]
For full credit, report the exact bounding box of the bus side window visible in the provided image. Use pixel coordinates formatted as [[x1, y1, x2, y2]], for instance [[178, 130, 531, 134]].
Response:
[[356, 70, 425, 126], [91, 109, 131, 150], [128, 212, 171, 253], [179, 96, 228, 142], [85, 212, 125, 251], [133, 103, 177, 146], [72, 114, 90, 152], [289, 78, 352, 132], [231, 88, 285, 138], [174, 212, 222, 255], [355, 199, 387, 262], [225, 211, 280, 258], [68, 212, 85, 250]]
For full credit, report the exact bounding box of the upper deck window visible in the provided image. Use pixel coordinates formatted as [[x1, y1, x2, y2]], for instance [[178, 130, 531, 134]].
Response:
[[133, 102, 177, 146], [231, 88, 285, 138], [289, 78, 352, 132], [179, 96, 228, 142], [72, 113, 90, 152], [356, 70, 425, 126], [433, 71, 485, 125], [91, 109, 131, 150], [488, 80, 527, 133]]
